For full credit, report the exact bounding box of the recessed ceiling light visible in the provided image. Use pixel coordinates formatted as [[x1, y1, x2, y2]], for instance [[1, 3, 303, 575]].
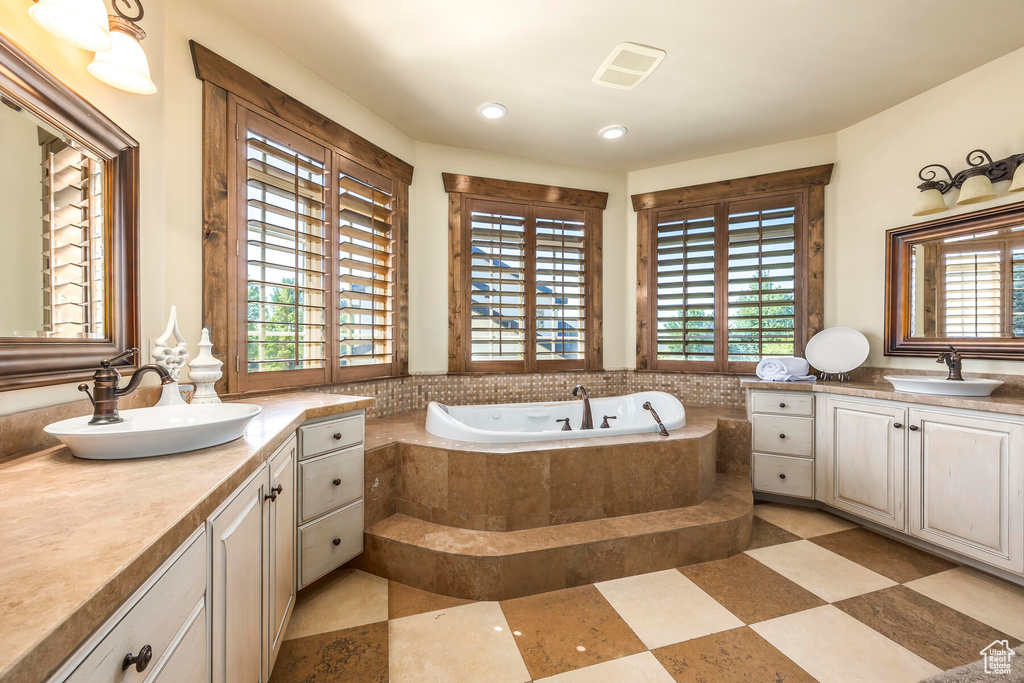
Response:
[[599, 125, 627, 140], [477, 103, 507, 119]]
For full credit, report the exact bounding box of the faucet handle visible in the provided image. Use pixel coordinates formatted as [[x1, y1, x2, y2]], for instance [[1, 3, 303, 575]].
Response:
[[78, 384, 95, 406], [101, 347, 139, 368], [556, 418, 572, 431], [600, 415, 617, 429]]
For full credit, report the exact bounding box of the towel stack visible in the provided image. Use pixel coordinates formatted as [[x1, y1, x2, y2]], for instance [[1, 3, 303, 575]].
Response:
[[755, 357, 817, 382]]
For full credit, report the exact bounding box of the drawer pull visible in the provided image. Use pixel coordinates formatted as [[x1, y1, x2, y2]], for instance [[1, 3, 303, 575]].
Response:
[[779, 473, 787, 480], [332, 478, 342, 486], [332, 538, 342, 546], [894, 422, 903, 429], [909, 425, 920, 431], [779, 402, 787, 408], [265, 484, 283, 502], [333, 432, 343, 440], [779, 433, 786, 439], [122, 644, 153, 673]]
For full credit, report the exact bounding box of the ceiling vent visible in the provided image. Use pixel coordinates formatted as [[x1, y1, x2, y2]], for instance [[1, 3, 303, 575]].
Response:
[[592, 42, 666, 90]]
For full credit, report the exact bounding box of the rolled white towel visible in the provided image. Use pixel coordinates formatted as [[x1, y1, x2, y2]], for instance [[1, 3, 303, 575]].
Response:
[[756, 357, 816, 382]]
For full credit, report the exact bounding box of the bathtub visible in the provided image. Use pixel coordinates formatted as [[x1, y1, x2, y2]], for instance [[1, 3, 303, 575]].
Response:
[[424, 391, 685, 443]]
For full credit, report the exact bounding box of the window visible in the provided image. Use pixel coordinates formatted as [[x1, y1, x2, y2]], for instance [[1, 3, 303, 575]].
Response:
[[194, 43, 413, 394], [445, 174, 606, 372], [634, 165, 831, 373]]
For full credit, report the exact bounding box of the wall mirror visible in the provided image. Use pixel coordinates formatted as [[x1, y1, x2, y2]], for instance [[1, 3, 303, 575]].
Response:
[[886, 202, 1024, 359], [0, 31, 139, 390]]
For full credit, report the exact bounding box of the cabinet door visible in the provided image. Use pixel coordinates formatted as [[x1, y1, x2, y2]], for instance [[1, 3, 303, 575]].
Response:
[[908, 409, 1024, 572], [825, 398, 907, 530], [209, 468, 265, 683], [266, 436, 297, 674]]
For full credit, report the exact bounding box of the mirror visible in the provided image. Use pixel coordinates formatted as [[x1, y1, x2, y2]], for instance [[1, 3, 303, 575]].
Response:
[[886, 202, 1024, 359], [0, 31, 139, 389], [0, 94, 106, 338]]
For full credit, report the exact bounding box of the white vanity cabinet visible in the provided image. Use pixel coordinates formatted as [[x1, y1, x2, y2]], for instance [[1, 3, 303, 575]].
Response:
[[749, 391, 815, 499], [908, 408, 1024, 573], [823, 397, 907, 531]]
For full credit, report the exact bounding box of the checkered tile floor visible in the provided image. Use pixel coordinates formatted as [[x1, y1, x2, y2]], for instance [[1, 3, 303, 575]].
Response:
[[269, 504, 1024, 682]]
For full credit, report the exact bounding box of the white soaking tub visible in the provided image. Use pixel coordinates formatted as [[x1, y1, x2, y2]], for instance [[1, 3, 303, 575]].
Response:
[[424, 391, 685, 444]]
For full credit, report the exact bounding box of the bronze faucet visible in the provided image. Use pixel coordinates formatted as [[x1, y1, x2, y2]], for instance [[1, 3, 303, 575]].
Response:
[[78, 348, 175, 425], [571, 385, 594, 430], [936, 344, 964, 381], [642, 401, 670, 436]]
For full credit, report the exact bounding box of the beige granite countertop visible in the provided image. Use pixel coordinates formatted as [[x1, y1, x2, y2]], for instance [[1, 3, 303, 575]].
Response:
[[0, 392, 374, 683], [364, 405, 748, 453], [742, 378, 1024, 417]]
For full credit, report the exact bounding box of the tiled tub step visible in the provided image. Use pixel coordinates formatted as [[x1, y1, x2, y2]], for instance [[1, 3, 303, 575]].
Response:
[[348, 474, 752, 600]]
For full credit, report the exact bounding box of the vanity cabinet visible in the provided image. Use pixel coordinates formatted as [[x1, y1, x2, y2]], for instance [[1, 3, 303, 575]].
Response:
[[823, 397, 906, 530], [749, 391, 815, 499], [908, 408, 1024, 573]]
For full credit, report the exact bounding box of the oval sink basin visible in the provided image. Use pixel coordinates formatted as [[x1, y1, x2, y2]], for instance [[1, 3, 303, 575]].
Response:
[[45, 403, 262, 460], [885, 375, 1003, 397]]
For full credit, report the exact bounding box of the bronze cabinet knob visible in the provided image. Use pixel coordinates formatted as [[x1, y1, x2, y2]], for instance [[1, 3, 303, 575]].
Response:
[[779, 434, 786, 439], [122, 644, 153, 672], [894, 422, 903, 429], [779, 402, 787, 408], [271, 484, 283, 494], [332, 538, 341, 546], [333, 432, 343, 440], [779, 473, 787, 480], [333, 478, 342, 486], [264, 491, 277, 502], [909, 425, 920, 431]]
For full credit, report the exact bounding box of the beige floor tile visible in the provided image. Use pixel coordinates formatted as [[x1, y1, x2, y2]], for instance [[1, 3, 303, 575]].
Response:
[[284, 569, 388, 640], [595, 569, 743, 649], [389, 601, 530, 683], [745, 540, 895, 602], [535, 652, 676, 682], [905, 567, 1024, 641], [751, 605, 941, 683], [753, 503, 858, 538]]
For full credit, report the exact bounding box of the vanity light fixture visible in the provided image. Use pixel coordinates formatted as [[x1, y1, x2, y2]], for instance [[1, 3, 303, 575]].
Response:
[[914, 149, 1024, 216], [477, 103, 507, 119], [599, 125, 627, 140], [29, 0, 111, 52], [87, 1, 156, 95]]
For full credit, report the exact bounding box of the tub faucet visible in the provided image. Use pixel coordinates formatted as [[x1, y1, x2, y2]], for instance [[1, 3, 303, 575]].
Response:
[[937, 345, 964, 381], [78, 348, 175, 425], [571, 385, 594, 430], [642, 401, 670, 437]]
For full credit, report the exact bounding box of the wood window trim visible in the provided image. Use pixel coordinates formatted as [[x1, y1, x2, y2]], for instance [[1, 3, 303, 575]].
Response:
[[445, 173, 607, 373], [634, 164, 832, 374], [193, 42, 412, 395], [886, 201, 1024, 360]]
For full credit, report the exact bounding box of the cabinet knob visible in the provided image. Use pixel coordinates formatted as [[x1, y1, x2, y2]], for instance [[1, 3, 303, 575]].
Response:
[[779, 402, 787, 408], [333, 478, 342, 486], [779, 473, 787, 480], [265, 491, 277, 502], [779, 433, 786, 439], [332, 538, 342, 546], [909, 425, 920, 431], [894, 422, 903, 429], [122, 644, 153, 672], [333, 432, 343, 440], [272, 484, 283, 494]]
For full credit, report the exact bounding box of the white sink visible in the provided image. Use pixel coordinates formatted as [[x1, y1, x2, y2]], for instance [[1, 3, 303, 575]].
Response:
[[45, 403, 262, 460], [884, 375, 1003, 397]]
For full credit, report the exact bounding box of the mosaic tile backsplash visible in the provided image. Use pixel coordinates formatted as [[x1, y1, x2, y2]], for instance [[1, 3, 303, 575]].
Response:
[[312, 370, 748, 420]]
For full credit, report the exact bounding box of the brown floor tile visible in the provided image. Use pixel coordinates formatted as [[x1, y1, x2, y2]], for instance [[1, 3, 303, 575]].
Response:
[[269, 621, 387, 683], [680, 553, 825, 623], [500, 584, 646, 679], [835, 585, 1021, 670], [387, 580, 474, 619], [810, 528, 957, 583], [746, 516, 801, 550], [653, 626, 815, 683]]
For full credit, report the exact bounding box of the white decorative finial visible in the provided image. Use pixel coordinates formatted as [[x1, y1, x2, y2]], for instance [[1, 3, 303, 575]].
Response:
[[152, 305, 189, 381], [189, 327, 223, 404]]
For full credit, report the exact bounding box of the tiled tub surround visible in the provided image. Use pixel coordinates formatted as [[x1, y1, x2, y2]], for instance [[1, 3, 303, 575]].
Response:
[[346, 406, 754, 600], [0, 392, 374, 683], [360, 409, 735, 532]]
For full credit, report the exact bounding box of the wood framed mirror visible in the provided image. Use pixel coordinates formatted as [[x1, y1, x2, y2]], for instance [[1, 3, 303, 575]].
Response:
[[0, 31, 139, 390], [885, 202, 1024, 360]]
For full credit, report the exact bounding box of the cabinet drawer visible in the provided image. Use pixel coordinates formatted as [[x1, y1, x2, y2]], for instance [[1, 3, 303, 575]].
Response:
[[750, 391, 813, 417], [299, 500, 364, 588], [299, 445, 364, 523], [752, 414, 814, 457], [64, 530, 207, 683], [753, 453, 814, 498], [300, 415, 364, 459]]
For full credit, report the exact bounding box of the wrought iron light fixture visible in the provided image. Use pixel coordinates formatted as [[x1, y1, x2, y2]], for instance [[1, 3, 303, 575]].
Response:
[[914, 149, 1024, 216]]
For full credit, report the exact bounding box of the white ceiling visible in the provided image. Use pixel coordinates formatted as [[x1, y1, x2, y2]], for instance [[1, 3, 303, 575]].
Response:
[[205, 0, 1024, 171]]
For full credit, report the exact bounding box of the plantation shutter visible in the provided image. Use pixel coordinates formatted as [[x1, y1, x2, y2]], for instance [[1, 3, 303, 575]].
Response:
[[41, 138, 104, 337], [654, 207, 716, 364], [243, 113, 329, 379], [535, 206, 586, 363], [467, 199, 527, 365], [1013, 246, 1024, 337], [726, 196, 798, 362], [943, 248, 1002, 337], [336, 156, 395, 370]]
